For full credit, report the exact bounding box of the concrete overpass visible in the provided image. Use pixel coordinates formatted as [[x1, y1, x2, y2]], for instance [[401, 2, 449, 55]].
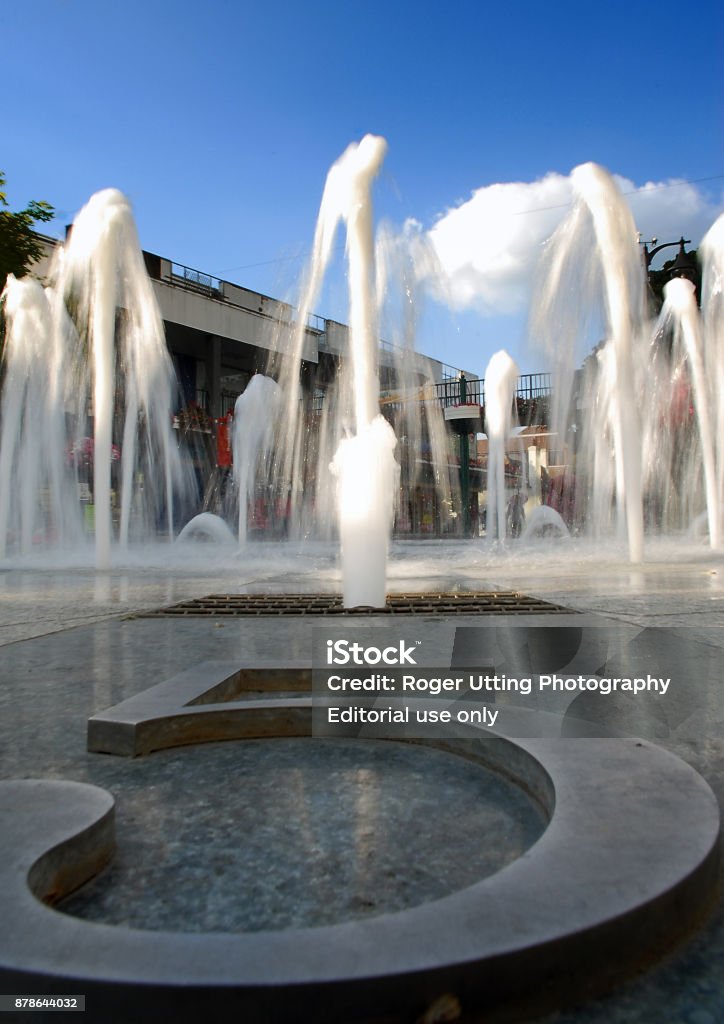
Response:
[[31, 236, 468, 419]]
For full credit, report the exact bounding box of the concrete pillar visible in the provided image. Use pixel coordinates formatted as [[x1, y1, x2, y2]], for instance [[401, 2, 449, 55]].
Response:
[[206, 335, 221, 418], [300, 361, 319, 400]]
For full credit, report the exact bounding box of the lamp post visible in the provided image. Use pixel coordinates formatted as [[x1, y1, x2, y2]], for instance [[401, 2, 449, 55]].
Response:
[[443, 372, 481, 537], [641, 236, 691, 271], [641, 236, 701, 311]]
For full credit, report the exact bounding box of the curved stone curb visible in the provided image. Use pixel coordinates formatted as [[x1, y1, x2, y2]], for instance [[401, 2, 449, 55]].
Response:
[[87, 661, 312, 756], [0, 734, 719, 1022]]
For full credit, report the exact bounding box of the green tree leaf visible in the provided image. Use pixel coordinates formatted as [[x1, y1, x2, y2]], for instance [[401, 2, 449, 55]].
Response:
[[0, 171, 55, 293]]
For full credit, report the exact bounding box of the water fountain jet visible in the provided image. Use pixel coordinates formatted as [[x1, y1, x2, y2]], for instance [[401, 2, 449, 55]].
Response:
[[231, 374, 280, 547], [661, 277, 720, 548], [1, 150, 722, 584], [484, 350, 519, 543], [531, 164, 722, 558], [0, 189, 189, 568], [273, 135, 401, 606]]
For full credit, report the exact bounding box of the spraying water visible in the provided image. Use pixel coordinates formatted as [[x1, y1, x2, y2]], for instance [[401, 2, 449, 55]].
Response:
[[330, 414, 399, 606], [532, 163, 647, 560], [700, 215, 724, 538], [231, 375, 280, 546], [60, 189, 185, 566], [0, 190, 190, 566], [572, 164, 645, 561], [531, 166, 723, 555], [375, 220, 457, 532], [2, 149, 721, 587], [324, 136, 399, 606], [0, 277, 76, 556], [484, 350, 519, 542], [273, 137, 389, 536], [270, 135, 400, 605], [176, 512, 237, 545], [661, 278, 720, 548], [522, 505, 570, 541]]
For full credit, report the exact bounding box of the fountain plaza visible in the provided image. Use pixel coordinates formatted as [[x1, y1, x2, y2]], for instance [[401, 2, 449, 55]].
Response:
[[0, 140, 722, 1022]]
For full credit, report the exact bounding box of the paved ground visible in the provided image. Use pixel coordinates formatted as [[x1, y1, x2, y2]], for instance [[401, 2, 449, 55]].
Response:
[[0, 537, 722, 1022]]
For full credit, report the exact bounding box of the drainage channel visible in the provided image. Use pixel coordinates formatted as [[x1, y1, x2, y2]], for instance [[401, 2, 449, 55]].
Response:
[[138, 592, 575, 617]]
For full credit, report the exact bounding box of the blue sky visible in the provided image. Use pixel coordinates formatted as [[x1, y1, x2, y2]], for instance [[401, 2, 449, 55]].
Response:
[[4, 0, 723, 375]]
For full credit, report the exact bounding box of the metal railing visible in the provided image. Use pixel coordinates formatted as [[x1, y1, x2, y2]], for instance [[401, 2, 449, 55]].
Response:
[[516, 372, 552, 400], [306, 312, 326, 332], [433, 373, 552, 410], [170, 262, 223, 297], [221, 391, 239, 416], [304, 373, 551, 417], [434, 376, 484, 407]]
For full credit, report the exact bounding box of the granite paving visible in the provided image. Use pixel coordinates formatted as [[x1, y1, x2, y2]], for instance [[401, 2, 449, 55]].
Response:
[[0, 538, 722, 1022]]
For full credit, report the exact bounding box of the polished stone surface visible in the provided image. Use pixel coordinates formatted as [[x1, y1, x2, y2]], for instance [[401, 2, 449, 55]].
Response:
[[0, 538, 722, 1022], [58, 738, 546, 932]]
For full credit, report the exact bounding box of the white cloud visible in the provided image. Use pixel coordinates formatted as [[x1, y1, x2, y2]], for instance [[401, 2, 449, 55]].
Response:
[[426, 168, 723, 317], [618, 175, 721, 254]]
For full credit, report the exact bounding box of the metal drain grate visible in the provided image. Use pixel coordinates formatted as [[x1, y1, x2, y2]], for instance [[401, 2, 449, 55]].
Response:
[[139, 592, 575, 617]]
